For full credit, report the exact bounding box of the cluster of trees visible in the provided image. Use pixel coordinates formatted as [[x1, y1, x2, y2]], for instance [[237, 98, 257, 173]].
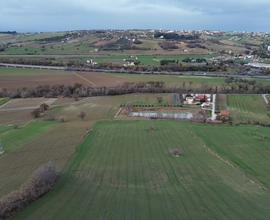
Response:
[[31, 103, 50, 118], [158, 63, 226, 72], [187, 43, 207, 49], [0, 31, 17, 35], [1, 80, 270, 100], [159, 41, 178, 50], [154, 32, 200, 41], [0, 162, 59, 219], [0, 82, 166, 99], [224, 77, 256, 85], [0, 57, 65, 66], [182, 58, 207, 63], [101, 38, 132, 51], [160, 59, 179, 66]]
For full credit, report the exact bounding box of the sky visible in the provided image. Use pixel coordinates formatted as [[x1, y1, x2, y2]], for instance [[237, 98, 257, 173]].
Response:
[[0, 0, 270, 32]]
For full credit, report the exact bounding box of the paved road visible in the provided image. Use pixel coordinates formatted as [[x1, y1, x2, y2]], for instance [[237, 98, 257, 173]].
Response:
[[211, 94, 217, 121], [1, 63, 270, 80], [0, 63, 65, 70]]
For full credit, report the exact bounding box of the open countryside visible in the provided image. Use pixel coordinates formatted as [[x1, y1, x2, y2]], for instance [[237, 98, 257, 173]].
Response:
[[1, 6, 270, 219], [14, 121, 270, 220]]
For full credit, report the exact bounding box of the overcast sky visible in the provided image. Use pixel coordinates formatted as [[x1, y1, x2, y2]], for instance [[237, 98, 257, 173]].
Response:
[[0, 0, 270, 32]]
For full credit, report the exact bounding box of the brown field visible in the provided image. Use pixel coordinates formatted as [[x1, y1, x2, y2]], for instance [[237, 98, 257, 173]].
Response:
[[0, 71, 127, 90], [0, 109, 33, 125], [0, 98, 56, 110]]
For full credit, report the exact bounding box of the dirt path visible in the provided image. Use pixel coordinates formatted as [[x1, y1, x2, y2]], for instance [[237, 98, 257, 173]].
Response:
[[262, 94, 269, 105], [73, 72, 97, 86]]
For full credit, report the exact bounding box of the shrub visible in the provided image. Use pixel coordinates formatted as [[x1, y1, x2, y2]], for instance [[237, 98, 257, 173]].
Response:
[[0, 162, 59, 219], [78, 111, 86, 120], [169, 148, 184, 157], [59, 116, 66, 123], [31, 108, 41, 118]]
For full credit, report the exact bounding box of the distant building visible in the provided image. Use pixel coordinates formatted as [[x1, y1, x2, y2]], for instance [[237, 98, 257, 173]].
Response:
[[86, 59, 97, 66]]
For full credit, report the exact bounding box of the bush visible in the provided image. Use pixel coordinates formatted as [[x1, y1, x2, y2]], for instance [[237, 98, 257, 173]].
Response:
[[169, 148, 184, 157], [78, 111, 86, 120], [31, 108, 41, 118], [0, 162, 59, 219]]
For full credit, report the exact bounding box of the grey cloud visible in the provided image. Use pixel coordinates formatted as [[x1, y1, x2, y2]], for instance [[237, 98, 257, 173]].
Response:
[[0, 0, 269, 32]]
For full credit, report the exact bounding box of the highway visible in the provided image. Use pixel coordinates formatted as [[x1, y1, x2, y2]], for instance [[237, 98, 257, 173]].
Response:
[[1, 62, 270, 81]]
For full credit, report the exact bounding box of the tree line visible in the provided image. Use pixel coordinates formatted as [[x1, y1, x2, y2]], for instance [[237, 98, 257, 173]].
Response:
[[1, 80, 270, 99]]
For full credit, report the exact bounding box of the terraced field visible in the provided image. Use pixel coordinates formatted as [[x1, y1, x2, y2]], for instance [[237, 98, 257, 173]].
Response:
[[227, 95, 270, 124], [15, 121, 270, 220]]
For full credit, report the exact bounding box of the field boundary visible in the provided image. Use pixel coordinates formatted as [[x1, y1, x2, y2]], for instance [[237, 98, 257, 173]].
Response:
[[201, 142, 268, 191]]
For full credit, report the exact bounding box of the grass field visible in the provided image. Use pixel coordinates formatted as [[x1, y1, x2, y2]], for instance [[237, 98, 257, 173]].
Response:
[[0, 121, 57, 153], [0, 98, 9, 106], [0, 94, 167, 198], [14, 120, 270, 220], [227, 95, 270, 124]]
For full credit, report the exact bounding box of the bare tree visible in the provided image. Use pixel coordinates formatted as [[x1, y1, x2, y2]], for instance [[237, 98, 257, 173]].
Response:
[[0, 162, 59, 219], [31, 109, 41, 118], [169, 148, 184, 157], [78, 111, 86, 120], [39, 103, 49, 113], [157, 96, 163, 104]]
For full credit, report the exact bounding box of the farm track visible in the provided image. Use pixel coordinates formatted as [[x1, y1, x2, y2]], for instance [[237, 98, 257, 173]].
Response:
[[262, 94, 269, 105], [73, 72, 97, 86]]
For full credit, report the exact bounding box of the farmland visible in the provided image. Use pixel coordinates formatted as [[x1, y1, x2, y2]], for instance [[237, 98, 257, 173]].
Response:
[[227, 95, 270, 124], [14, 121, 270, 220], [0, 67, 126, 90], [2, 67, 270, 93], [0, 94, 171, 197], [0, 93, 269, 219], [0, 121, 56, 153], [1, 30, 270, 220]]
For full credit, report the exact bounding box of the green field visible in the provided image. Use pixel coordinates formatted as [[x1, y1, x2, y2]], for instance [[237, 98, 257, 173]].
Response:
[[0, 67, 67, 76], [0, 121, 57, 153], [227, 95, 270, 124], [0, 98, 9, 106], [15, 121, 270, 220]]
